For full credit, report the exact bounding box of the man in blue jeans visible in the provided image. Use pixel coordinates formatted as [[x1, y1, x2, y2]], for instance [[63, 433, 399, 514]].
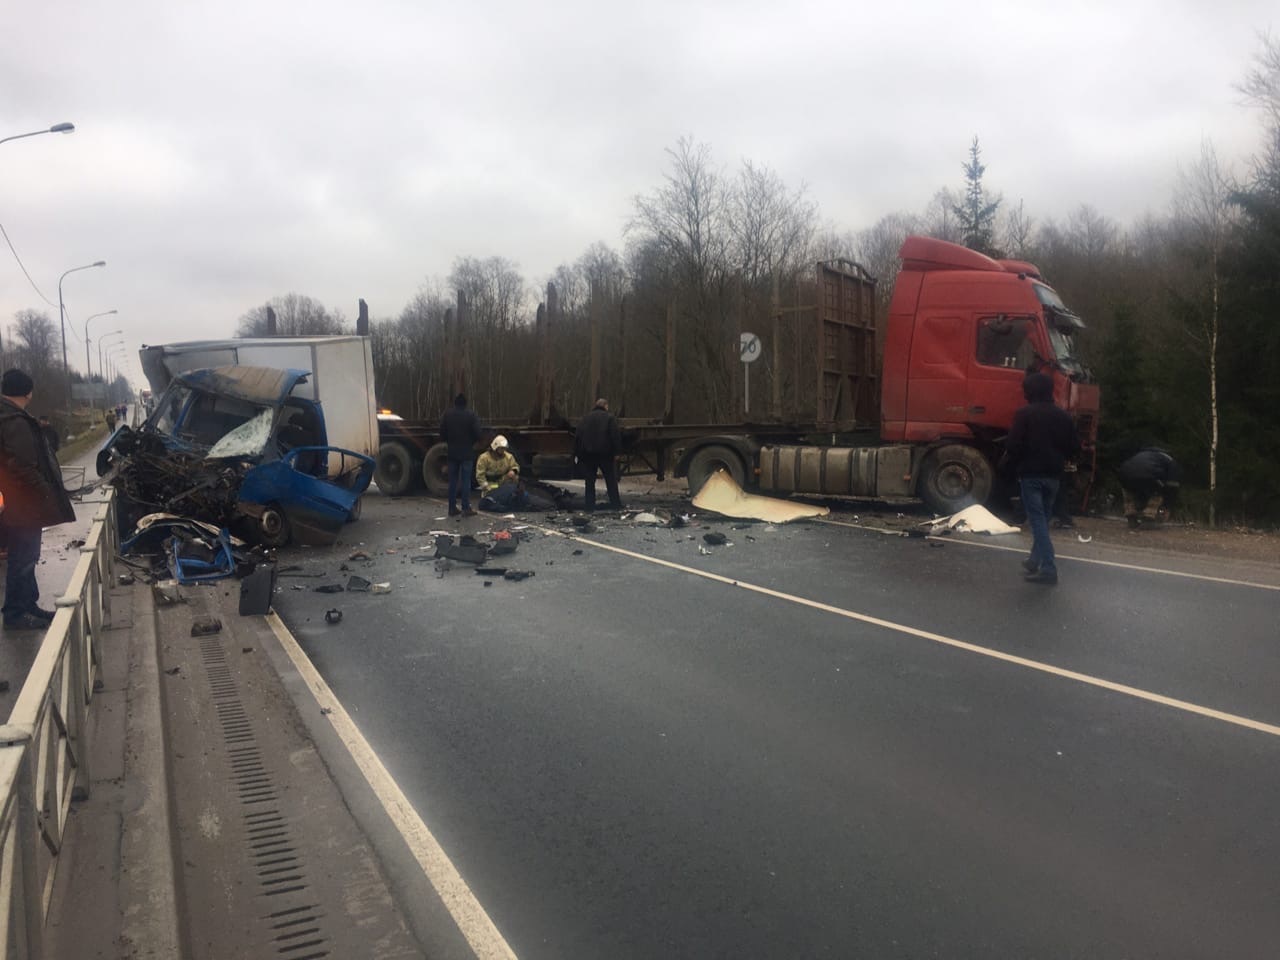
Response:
[[438, 394, 481, 518], [1004, 372, 1080, 586], [1, 369, 77, 629]]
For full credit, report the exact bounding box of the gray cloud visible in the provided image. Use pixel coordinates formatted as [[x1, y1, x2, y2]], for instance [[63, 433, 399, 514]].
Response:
[[2, 0, 1274, 382]]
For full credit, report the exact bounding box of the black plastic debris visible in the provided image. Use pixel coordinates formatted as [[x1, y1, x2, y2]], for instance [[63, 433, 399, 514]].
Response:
[[570, 515, 592, 527], [572, 549, 583, 556], [238, 563, 277, 615], [703, 532, 728, 545], [438, 543, 487, 564], [475, 566, 508, 576], [315, 583, 344, 594], [346, 575, 372, 592], [324, 609, 343, 624], [117, 572, 136, 586], [190, 616, 222, 637], [164, 667, 181, 676], [503, 570, 534, 582]]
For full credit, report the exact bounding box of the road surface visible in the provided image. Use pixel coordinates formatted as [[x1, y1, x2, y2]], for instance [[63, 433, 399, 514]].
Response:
[[270, 490, 1280, 959]]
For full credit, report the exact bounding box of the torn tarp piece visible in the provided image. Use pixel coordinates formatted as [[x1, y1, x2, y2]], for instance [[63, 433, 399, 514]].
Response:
[[691, 470, 830, 524], [346, 575, 372, 592], [924, 505, 1020, 536]]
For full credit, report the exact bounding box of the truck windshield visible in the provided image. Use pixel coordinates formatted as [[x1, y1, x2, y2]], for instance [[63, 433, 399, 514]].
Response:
[[1033, 283, 1089, 379]]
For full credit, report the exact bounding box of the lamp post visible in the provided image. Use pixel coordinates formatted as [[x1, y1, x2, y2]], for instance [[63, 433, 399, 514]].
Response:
[[59, 260, 106, 409], [105, 345, 127, 405], [99, 332, 125, 393], [0, 122, 74, 148], [84, 310, 118, 411]]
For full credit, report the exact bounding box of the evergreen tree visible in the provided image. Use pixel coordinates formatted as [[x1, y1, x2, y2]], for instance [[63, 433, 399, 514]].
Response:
[[952, 137, 1002, 256]]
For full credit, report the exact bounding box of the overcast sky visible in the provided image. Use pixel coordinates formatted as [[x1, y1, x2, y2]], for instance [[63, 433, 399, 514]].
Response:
[[2, 1, 1274, 387]]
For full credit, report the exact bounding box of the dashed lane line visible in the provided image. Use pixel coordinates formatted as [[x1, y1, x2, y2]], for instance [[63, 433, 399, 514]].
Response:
[[265, 612, 519, 960], [550, 529, 1280, 740], [816, 517, 1280, 592]]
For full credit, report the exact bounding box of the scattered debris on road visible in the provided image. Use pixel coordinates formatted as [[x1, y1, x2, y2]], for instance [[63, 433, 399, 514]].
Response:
[[190, 616, 222, 637]]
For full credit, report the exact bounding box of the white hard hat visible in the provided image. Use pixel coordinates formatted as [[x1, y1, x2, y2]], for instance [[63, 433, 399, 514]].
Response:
[[491, 435, 508, 450]]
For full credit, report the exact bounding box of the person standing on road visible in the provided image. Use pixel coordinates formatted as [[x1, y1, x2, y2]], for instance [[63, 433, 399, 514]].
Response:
[[439, 393, 481, 518], [1117, 448, 1181, 529], [0, 369, 77, 630], [1005, 372, 1079, 586], [574, 398, 623, 512]]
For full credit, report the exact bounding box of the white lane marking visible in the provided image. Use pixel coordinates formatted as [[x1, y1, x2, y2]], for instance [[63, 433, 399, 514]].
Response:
[[818, 517, 1280, 592], [265, 613, 519, 960], [551, 532, 1280, 740]]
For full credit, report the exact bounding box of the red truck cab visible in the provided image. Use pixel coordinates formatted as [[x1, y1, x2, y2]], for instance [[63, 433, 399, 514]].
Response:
[[882, 236, 1100, 506]]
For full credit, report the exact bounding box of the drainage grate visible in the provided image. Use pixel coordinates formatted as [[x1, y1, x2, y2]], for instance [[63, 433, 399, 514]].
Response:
[[198, 637, 331, 958]]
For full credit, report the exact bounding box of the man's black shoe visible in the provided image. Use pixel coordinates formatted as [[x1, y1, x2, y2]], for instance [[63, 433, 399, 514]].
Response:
[[448, 506, 461, 517], [1023, 570, 1059, 586], [4, 613, 49, 631], [1021, 558, 1039, 573], [461, 508, 477, 518], [29, 607, 56, 622]]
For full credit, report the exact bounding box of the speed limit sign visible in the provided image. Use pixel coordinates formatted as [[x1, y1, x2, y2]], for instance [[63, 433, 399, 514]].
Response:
[[740, 332, 762, 363]]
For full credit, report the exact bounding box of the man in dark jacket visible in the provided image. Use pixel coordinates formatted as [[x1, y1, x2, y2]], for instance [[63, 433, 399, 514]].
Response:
[[1, 369, 77, 629], [1118, 448, 1180, 529], [1005, 372, 1080, 585], [575, 398, 623, 512], [439, 393, 481, 517]]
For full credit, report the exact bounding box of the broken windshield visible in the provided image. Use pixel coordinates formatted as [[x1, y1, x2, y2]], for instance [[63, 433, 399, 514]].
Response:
[[1032, 283, 1089, 379], [207, 407, 275, 459]]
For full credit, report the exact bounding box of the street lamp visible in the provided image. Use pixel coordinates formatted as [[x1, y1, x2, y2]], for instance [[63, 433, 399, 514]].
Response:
[[105, 345, 127, 406], [84, 310, 118, 411], [0, 122, 74, 148], [59, 260, 106, 409], [98, 331, 124, 387], [96, 330, 123, 408]]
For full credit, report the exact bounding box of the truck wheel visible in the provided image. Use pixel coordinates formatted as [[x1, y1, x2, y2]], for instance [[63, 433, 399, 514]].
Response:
[[422, 442, 451, 497], [375, 442, 418, 496], [686, 444, 746, 496], [919, 444, 993, 515], [258, 505, 291, 548]]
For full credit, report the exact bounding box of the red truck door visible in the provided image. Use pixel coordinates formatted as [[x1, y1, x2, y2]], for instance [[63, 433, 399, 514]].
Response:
[[967, 314, 1043, 432]]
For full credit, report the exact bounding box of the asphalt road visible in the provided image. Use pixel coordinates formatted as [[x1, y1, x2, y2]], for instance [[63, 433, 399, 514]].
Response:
[[272, 490, 1280, 960]]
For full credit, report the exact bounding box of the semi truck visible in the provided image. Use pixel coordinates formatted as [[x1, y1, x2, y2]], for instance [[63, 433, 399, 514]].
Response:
[[376, 236, 1099, 514]]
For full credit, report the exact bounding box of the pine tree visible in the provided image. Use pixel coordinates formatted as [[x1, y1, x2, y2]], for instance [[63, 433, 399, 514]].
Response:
[[952, 137, 1002, 256]]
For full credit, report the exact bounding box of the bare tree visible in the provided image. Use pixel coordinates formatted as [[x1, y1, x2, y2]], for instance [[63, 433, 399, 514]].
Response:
[[1171, 140, 1240, 526], [1000, 200, 1036, 259], [236, 293, 348, 337]]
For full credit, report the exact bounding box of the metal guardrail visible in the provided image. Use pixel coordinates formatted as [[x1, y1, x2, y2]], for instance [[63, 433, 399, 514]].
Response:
[[0, 492, 116, 959]]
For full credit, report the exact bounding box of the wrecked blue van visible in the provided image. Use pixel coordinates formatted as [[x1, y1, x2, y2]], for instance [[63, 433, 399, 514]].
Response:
[[97, 365, 374, 546]]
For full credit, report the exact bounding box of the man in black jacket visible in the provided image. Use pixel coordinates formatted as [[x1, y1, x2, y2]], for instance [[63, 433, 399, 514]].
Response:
[[1, 369, 77, 629], [1005, 372, 1079, 585], [574, 398, 623, 512], [438, 394, 481, 517], [1118, 448, 1180, 529]]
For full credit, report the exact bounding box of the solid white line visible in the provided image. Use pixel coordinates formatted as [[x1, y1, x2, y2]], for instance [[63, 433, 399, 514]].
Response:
[[265, 613, 519, 960], [817, 517, 1280, 592], [551, 530, 1280, 740]]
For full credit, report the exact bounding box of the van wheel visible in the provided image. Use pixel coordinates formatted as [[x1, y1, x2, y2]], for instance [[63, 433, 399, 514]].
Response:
[[422, 443, 452, 497], [686, 444, 746, 496], [375, 442, 418, 496], [919, 444, 993, 515], [258, 506, 291, 547]]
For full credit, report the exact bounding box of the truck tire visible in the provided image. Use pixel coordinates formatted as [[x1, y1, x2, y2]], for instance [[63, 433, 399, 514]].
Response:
[[422, 442, 451, 497], [375, 442, 418, 497], [686, 444, 747, 496], [919, 444, 994, 515]]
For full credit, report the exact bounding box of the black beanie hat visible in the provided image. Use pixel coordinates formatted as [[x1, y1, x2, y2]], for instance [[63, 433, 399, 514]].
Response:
[[1, 369, 34, 398]]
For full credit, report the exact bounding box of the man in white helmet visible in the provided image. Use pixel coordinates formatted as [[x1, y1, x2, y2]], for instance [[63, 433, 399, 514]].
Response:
[[476, 435, 520, 495]]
